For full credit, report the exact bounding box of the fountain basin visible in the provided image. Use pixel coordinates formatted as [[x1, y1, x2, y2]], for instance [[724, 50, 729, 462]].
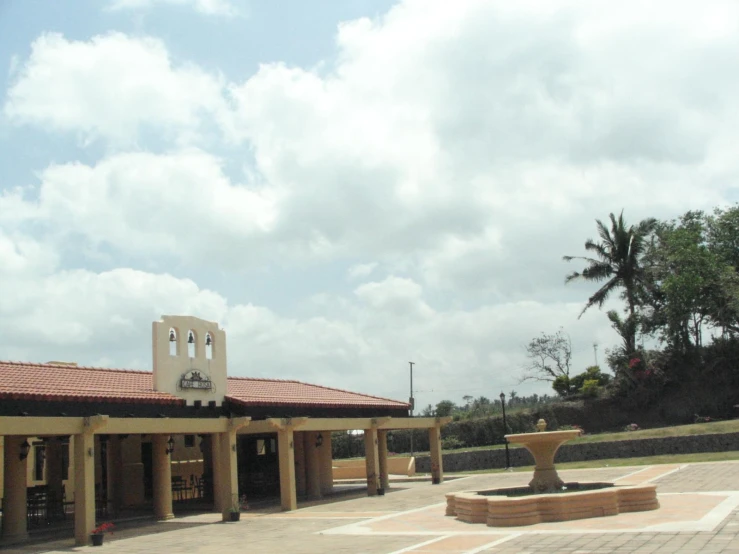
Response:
[[446, 483, 658, 526]]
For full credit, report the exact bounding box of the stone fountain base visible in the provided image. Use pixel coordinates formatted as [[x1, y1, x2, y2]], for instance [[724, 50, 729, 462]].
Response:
[[446, 483, 658, 527]]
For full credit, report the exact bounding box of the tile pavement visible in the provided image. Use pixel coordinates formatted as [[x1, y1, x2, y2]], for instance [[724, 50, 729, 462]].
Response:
[[4, 461, 739, 553]]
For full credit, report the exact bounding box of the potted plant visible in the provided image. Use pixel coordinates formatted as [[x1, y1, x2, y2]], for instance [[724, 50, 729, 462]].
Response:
[[90, 522, 114, 546], [228, 494, 241, 522]]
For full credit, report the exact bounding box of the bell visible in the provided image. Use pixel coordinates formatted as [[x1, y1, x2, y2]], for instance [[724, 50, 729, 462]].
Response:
[[205, 334, 212, 346], [188, 332, 194, 344], [169, 330, 176, 342]]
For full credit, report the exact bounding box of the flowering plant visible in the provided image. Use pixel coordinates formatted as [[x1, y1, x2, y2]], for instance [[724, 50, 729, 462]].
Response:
[[92, 522, 114, 535], [624, 423, 639, 432]]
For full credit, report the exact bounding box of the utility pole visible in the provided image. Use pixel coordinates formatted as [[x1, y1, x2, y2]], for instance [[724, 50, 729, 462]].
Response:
[[409, 361, 415, 458], [593, 342, 599, 367]]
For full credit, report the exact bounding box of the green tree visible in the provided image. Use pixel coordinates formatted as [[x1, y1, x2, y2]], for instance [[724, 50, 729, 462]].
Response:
[[642, 209, 739, 351], [434, 400, 456, 417], [564, 211, 657, 358]]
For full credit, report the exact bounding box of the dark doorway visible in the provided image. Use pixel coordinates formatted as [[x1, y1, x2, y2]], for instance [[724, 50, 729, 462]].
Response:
[[238, 435, 280, 499]]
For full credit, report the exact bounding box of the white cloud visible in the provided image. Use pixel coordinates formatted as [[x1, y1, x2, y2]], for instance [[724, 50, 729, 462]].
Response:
[[107, 0, 239, 17], [0, 245, 617, 403], [3, 0, 739, 405], [4, 32, 227, 145], [347, 262, 377, 280], [6, 149, 278, 265]]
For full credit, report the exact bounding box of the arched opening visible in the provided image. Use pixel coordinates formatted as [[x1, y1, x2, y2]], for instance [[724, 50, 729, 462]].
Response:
[[169, 328, 178, 356], [187, 330, 196, 358], [205, 333, 213, 360]]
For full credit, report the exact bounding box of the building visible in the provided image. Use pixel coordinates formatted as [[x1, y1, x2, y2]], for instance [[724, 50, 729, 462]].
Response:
[[0, 315, 448, 545]]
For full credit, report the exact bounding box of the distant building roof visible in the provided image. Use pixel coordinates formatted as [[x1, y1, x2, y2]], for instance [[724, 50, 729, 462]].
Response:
[[0, 360, 409, 411]]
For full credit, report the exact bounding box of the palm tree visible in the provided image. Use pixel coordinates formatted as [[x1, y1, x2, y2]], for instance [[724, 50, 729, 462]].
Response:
[[563, 211, 656, 356]]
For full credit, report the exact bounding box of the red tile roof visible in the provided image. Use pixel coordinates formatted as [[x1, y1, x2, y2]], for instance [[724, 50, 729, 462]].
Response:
[[0, 361, 182, 405], [226, 376, 409, 410], [0, 361, 409, 410]]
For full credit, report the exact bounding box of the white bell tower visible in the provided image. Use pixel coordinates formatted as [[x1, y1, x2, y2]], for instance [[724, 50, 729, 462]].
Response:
[[152, 315, 228, 406]]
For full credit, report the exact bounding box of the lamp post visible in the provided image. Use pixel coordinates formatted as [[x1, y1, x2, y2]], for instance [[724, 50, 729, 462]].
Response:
[[409, 362, 415, 457], [500, 392, 510, 470]]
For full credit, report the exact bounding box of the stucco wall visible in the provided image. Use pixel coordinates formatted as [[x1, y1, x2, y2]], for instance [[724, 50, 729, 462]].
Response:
[[333, 456, 416, 479], [415, 432, 739, 473]]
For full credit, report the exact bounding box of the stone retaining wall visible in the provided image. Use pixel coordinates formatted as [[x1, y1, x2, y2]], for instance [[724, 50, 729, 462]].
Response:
[[414, 432, 739, 473]]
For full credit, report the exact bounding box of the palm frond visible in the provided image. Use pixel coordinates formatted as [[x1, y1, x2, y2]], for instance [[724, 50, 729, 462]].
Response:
[[583, 239, 611, 262], [581, 263, 612, 282]]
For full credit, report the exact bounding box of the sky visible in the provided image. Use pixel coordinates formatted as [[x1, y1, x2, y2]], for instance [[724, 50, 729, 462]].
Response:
[[0, 0, 738, 410]]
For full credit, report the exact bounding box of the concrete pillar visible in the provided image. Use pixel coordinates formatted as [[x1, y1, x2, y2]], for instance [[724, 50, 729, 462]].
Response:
[[218, 430, 238, 520], [121, 435, 144, 506], [152, 435, 174, 520], [429, 424, 443, 485], [74, 432, 95, 546], [277, 428, 297, 511], [318, 432, 333, 496], [304, 432, 321, 499], [364, 428, 380, 496], [106, 436, 123, 515], [3, 436, 29, 541], [378, 430, 389, 492], [294, 432, 307, 497], [211, 433, 223, 512]]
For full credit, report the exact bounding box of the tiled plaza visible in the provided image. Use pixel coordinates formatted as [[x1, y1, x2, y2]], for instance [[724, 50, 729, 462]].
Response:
[[7, 461, 739, 553]]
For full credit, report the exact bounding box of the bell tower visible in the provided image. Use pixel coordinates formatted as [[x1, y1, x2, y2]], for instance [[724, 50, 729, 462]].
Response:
[[152, 315, 228, 406]]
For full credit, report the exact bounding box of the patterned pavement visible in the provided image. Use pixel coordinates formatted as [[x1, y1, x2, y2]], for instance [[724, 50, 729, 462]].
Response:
[[5, 461, 739, 553]]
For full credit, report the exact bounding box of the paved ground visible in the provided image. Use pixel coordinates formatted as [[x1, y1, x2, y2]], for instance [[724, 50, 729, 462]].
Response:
[[6, 461, 739, 553]]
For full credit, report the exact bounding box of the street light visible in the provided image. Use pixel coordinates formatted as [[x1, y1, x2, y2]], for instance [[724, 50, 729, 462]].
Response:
[[409, 362, 415, 457], [500, 392, 510, 470]]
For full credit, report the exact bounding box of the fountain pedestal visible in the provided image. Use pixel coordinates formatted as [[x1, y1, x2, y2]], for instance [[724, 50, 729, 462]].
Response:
[[505, 429, 581, 493]]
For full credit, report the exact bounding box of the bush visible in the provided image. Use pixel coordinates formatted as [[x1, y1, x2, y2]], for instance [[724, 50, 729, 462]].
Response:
[[580, 379, 601, 397], [441, 436, 465, 450]]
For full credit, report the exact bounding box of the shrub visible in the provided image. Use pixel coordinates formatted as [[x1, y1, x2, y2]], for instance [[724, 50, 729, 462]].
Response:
[[441, 436, 465, 450]]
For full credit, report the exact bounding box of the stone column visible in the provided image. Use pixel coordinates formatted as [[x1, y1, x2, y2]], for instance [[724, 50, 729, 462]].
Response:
[[429, 424, 443, 485], [3, 436, 29, 540], [364, 428, 380, 496], [304, 432, 321, 499], [318, 432, 333, 496], [152, 435, 174, 520], [277, 428, 297, 511], [294, 432, 307, 497], [74, 432, 95, 545], [378, 430, 389, 492], [218, 429, 238, 520]]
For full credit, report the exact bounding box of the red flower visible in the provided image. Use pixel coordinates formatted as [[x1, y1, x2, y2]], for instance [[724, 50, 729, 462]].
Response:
[[628, 358, 642, 369], [92, 522, 115, 535]]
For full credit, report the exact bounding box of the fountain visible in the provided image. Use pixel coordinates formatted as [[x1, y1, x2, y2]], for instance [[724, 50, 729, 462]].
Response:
[[445, 420, 659, 527]]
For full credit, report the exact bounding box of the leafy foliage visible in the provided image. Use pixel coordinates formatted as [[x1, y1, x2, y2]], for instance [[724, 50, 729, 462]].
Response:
[[564, 211, 657, 360]]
